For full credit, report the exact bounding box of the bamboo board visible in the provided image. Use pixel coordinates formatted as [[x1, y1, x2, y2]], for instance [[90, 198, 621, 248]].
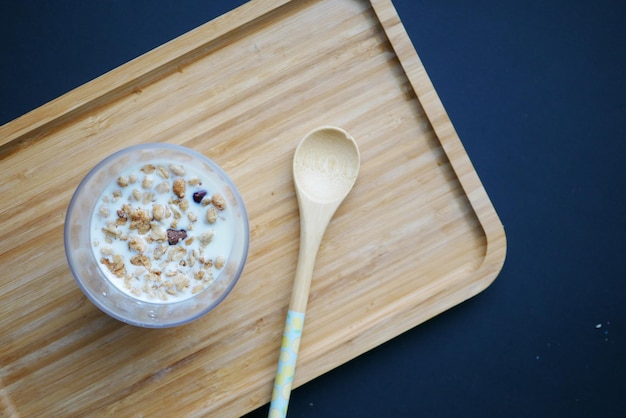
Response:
[[0, 0, 506, 416]]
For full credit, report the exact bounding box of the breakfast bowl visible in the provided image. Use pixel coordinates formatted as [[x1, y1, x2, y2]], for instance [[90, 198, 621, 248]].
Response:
[[64, 143, 249, 328]]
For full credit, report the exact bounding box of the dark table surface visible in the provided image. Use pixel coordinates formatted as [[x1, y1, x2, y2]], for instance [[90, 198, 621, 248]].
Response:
[[2, 1, 625, 417]]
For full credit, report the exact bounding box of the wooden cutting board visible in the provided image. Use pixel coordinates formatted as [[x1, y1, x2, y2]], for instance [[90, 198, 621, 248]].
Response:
[[0, 0, 506, 416]]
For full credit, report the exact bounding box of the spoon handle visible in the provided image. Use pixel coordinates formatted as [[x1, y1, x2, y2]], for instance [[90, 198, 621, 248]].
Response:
[[269, 210, 327, 417], [268, 309, 305, 418]]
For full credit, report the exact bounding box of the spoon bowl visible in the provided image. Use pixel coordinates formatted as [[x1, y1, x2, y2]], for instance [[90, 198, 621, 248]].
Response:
[[269, 126, 360, 418], [293, 127, 360, 204]]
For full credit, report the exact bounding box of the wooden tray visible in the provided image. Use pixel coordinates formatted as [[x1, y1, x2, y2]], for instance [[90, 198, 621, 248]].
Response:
[[0, 0, 506, 416]]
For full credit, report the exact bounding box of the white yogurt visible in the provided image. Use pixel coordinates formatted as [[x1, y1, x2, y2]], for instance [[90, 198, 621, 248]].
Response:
[[90, 161, 234, 303]]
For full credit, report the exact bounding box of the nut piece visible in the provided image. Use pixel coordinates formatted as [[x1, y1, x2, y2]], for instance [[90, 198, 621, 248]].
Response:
[[172, 271, 190, 291], [201, 269, 215, 283], [102, 222, 122, 239], [214, 255, 226, 269], [167, 246, 187, 262], [169, 164, 186, 176], [206, 207, 218, 224], [142, 176, 154, 189], [156, 165, 169, 179], [154, 244, 168, 260], [117, 176, 129, 187], [100, 255, 126, 278], [128, 236, 146, 253], [173, 178, 186, 198], [142, 191, 155, 205], [211, 193, 226, 210], [111, 190, 122, 202], [130, 254, 152, 269], [116, 209, 128, 226], [188, 251, 197, 267], [98, 205, 110, 218], [153, 203, 165, 221], [155, 181, 170, 194], [150, 223, 167, 242], [199, 230, 214, 246], [128, 206, 152, 234], [169, 204, 182, 220], [141, 164, 155, 174]]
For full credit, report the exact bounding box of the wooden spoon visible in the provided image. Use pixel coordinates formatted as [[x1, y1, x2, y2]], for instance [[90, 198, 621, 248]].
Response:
[[269, 126, 360, 418]]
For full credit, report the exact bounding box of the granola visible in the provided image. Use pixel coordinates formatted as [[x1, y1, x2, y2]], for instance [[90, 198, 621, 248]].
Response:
[[91, 160, 233, 303]]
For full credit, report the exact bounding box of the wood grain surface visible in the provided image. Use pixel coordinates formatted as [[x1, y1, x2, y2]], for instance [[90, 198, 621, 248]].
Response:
[[0, 0, 506, 416]]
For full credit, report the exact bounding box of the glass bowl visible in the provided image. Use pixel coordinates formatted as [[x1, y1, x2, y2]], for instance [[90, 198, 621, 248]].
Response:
[[64, 143, 249, 328]]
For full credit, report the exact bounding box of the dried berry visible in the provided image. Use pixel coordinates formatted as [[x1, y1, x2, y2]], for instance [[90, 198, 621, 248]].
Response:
[[166, 228, 188, 245], [193, 190, 207, 203]]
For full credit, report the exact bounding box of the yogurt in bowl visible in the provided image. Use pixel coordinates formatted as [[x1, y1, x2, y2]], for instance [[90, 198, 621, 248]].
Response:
[[65, 143, 249, 328]]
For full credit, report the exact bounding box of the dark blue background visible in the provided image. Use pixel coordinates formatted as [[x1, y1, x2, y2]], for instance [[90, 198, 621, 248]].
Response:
[[2, 1, 625, 416]]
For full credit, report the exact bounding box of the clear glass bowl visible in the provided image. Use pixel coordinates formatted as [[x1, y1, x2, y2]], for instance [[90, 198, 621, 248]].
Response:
[[64, 143, 249, 328]]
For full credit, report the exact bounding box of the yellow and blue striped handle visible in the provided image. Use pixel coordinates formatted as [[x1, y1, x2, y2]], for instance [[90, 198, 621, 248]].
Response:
[[268, 310, 305, 418]]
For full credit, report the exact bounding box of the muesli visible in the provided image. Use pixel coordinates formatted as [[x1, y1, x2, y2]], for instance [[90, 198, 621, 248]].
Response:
[[90, 162, 233, 303]]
